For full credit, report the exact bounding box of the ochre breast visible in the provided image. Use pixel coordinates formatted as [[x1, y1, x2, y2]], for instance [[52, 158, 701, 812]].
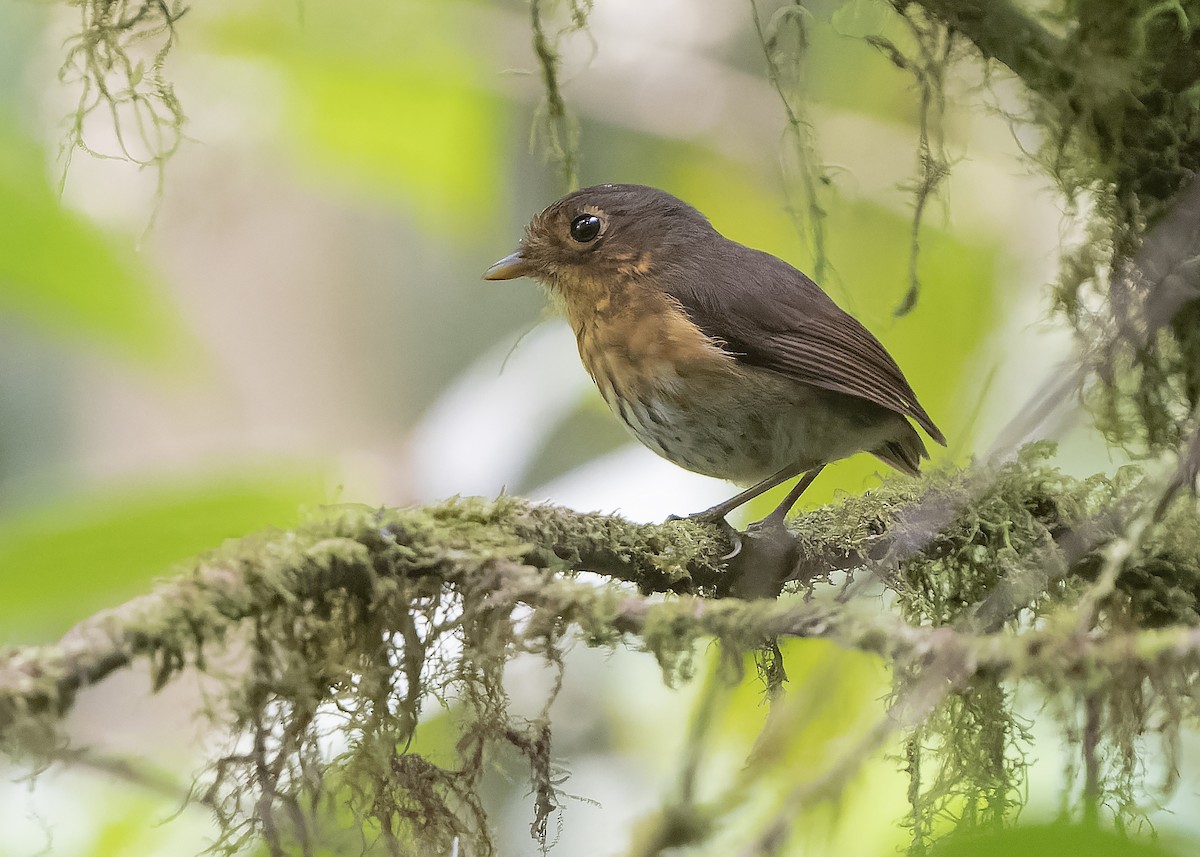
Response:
[[551, 269, 749, 471], [559, 271, 733, 400]]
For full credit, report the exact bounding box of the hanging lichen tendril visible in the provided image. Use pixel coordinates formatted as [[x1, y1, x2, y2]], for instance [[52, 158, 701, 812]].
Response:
[[865, 8, 954, 317], [1026, 0, 1200, 453], [750, 0, 832, 284], [58, 1, 188, 189], [529, 0, 593, 191]]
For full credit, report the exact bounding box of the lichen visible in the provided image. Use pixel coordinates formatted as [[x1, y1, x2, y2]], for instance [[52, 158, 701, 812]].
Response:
[[882, 445, 1200, 851], [751, 0, 834, 283], [530, 0, 593, 190], [1028, 0, 1200, 450], [5, 457, 1200, 853], [59, 0, 187, 197]]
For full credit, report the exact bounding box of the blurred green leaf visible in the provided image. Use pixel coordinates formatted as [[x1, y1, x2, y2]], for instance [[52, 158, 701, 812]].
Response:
[[754, 641, 906, 853], [830, 0, 891, 39], [0, 465, 329, 643], [407, 705, 465, 769], [199, 0, 504, 225], [928, 824, 1188, 857], [632, 640, 905, 855], [89, 797, 176, 857], [0, 114, 193, 367], [742, 639, 889, 776], [810, 1, 926, 126], [0, 784, 217, 857]]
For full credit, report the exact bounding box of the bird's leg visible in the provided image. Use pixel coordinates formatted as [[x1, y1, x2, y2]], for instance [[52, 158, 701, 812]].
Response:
[[676, 463, 810, 524], [726, 466, 827, 598], [666, 465, 803, 561], [667, 464, 821, 563], [759, 465, 826, 526]]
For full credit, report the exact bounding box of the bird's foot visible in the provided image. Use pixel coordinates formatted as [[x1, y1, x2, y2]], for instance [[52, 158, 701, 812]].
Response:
[[727, 514, 800, 600], [665, 508, 803, 596], [665, 510, 743, 560]]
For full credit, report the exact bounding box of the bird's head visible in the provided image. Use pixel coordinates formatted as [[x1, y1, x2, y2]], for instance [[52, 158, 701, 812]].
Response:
[[482, 184, 714, 291]]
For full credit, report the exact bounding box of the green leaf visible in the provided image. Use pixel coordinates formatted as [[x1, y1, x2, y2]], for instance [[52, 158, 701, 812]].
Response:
[[0, 114, 193, 367], [0, 465, 329, 643], [199, 0, 504, 227], [830, 0, 890, 38]]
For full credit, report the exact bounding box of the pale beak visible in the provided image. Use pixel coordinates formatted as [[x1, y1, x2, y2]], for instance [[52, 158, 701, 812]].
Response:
[[482, 248, 533, 281]]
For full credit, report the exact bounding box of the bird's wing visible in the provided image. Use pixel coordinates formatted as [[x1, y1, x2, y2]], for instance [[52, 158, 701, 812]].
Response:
[[664, 241, 947, 445]]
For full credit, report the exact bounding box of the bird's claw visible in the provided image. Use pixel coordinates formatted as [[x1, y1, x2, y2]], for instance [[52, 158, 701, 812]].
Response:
[[665, 511, 743, 561], [719, 532, 743, 561]]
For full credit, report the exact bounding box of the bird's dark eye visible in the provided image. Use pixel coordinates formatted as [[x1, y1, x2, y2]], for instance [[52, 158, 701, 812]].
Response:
[[569, 214, 602, 244]]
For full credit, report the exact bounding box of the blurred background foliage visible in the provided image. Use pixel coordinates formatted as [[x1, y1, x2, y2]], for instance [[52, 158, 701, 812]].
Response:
[[0, 0, 1191, 854]]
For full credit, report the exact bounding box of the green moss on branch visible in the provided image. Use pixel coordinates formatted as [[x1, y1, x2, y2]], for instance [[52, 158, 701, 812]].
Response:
[[2, 447, 1200, 852]]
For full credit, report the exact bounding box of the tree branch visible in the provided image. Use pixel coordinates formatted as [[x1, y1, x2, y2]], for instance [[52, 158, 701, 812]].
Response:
[[896, 0, 1068, 98], [3, 448, 1198, 749]]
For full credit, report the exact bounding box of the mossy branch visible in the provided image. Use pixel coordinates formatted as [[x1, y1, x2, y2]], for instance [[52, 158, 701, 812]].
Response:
[[3, 448, 1200, 852], [0, 498, 716, 731]]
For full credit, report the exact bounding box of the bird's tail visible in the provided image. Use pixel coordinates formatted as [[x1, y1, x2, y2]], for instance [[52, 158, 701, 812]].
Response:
[[871, 420, 929, 478]]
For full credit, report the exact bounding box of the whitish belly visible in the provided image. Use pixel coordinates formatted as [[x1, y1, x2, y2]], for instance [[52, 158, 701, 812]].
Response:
[[593, 360, 881, 484]]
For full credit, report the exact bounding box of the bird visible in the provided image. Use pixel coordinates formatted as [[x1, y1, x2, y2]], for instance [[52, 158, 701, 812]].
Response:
[[483, 183, 946, 525]]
